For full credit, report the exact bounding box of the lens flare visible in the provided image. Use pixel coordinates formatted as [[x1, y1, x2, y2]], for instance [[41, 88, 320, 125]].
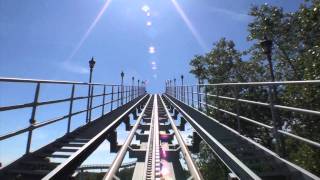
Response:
[[162, 149, 167, 158], [162, 166, 170, 175], [151, 61, 157, 70], [161, 161, 174, 179], [65, 0, 112, 62], [148, 46, 156, 54], [146, 21, 152, 26], [170, 0, 207, 50], [141, 5, 150, 12]]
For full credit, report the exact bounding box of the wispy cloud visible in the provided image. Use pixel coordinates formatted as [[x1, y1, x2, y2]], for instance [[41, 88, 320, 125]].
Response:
[[60, 61, 89, 74], [209, 7, 251, 22]]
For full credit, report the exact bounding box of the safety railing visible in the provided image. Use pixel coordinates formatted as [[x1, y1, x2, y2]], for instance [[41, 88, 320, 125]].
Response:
[[0, 77, 146, 154], [165, 80, 320, 155]]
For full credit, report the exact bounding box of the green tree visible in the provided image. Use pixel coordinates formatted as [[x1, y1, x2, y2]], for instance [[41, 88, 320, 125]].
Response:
[[189, 55, 207, 83], [248, 1, 320, 81], [195, 142, 228, 180], [248, 1, 320, 175], [189, 0, 320, 177]]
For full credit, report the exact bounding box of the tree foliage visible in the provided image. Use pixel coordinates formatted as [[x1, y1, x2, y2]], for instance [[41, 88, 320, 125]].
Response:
[[190, 0, 320, 177]]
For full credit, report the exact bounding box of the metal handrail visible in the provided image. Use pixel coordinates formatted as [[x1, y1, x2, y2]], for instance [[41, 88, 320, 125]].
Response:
[[165, 80, 320, 151], [163, 94, 320, 180], [0, 77, 119, 86], [42, 94, 149, 180], [162, 94, 261, 180], [187, 80, 320, 87], [197, 101, 320, 148], [198, 100, 273, 129], [0, 77, 146, 155], [0, 87, 141, 112], [195, 92, 320, 116]]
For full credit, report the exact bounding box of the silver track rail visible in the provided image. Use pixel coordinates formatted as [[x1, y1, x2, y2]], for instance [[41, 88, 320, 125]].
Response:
[[100, 94, 204, 179], [159, 95, 203, 180], [143, 95, 161, 180], [103, 96, 153, 180]]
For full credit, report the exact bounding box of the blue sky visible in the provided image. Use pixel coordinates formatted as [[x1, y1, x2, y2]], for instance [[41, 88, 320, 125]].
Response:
[[0, 0, 303, 166], [0, 0, 303, 92]]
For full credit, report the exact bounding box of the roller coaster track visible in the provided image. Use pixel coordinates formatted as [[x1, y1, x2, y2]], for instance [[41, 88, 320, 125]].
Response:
[[0, 77, 320, 180]]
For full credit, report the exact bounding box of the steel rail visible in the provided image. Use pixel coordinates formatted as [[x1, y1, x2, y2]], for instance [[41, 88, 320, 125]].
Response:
[[0, 94, 91, 112], [1, 93, 142, 142], [165, 94, 320, 180], [278, 130, 320, 148], [0, 102, 34, 112], [0, 77, 121, 86], [163, 94, 261, 180], [152, 95, 161, 179], [103, 96, 152, 180], [0, 85, 141, 141], [194, 92, 320, 116], [143, 99, 155, 180], [197, 101, 273, 129], [197, 100, 320, 148], [0, 91, 119, 112], [42, 94, 149, 180], [194, 80, 320, 86], [159, 96, 203, 180], [0, 97, 124, 141], [151, 96, 157, 180], [0, 88, 135, 112], [180, 86, 320, 148]]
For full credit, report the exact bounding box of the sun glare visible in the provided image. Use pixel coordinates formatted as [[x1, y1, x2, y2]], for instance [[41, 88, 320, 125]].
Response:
[[65, 0, 112, 62], [170, 0, 207, 50], [148, 46, 156, 54], [146, 21, 152, 26], [141, 5, 150, 13]]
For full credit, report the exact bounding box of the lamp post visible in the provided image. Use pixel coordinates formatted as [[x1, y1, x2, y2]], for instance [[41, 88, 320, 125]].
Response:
[[260, 37, 275, 82], [174, 78, 176, 98], [169, 80, 172, 95], [121, 71, 124, 105], [87, 57, 96, 123], [181, 75, 184, 85], [166, 80, 169, 94], [195, 64, 205, 110], [121, 71, 124, 84], [132, 76, 134, 100], [165, 80, 168, 93], [138, 79, 140, 96], [89, 57, 96, 82], [260, 37, 285, 156], [181, 75, 184, 101]]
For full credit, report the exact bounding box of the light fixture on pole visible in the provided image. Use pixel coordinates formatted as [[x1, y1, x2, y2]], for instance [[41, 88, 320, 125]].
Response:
[[120, 71, 124, 105]]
